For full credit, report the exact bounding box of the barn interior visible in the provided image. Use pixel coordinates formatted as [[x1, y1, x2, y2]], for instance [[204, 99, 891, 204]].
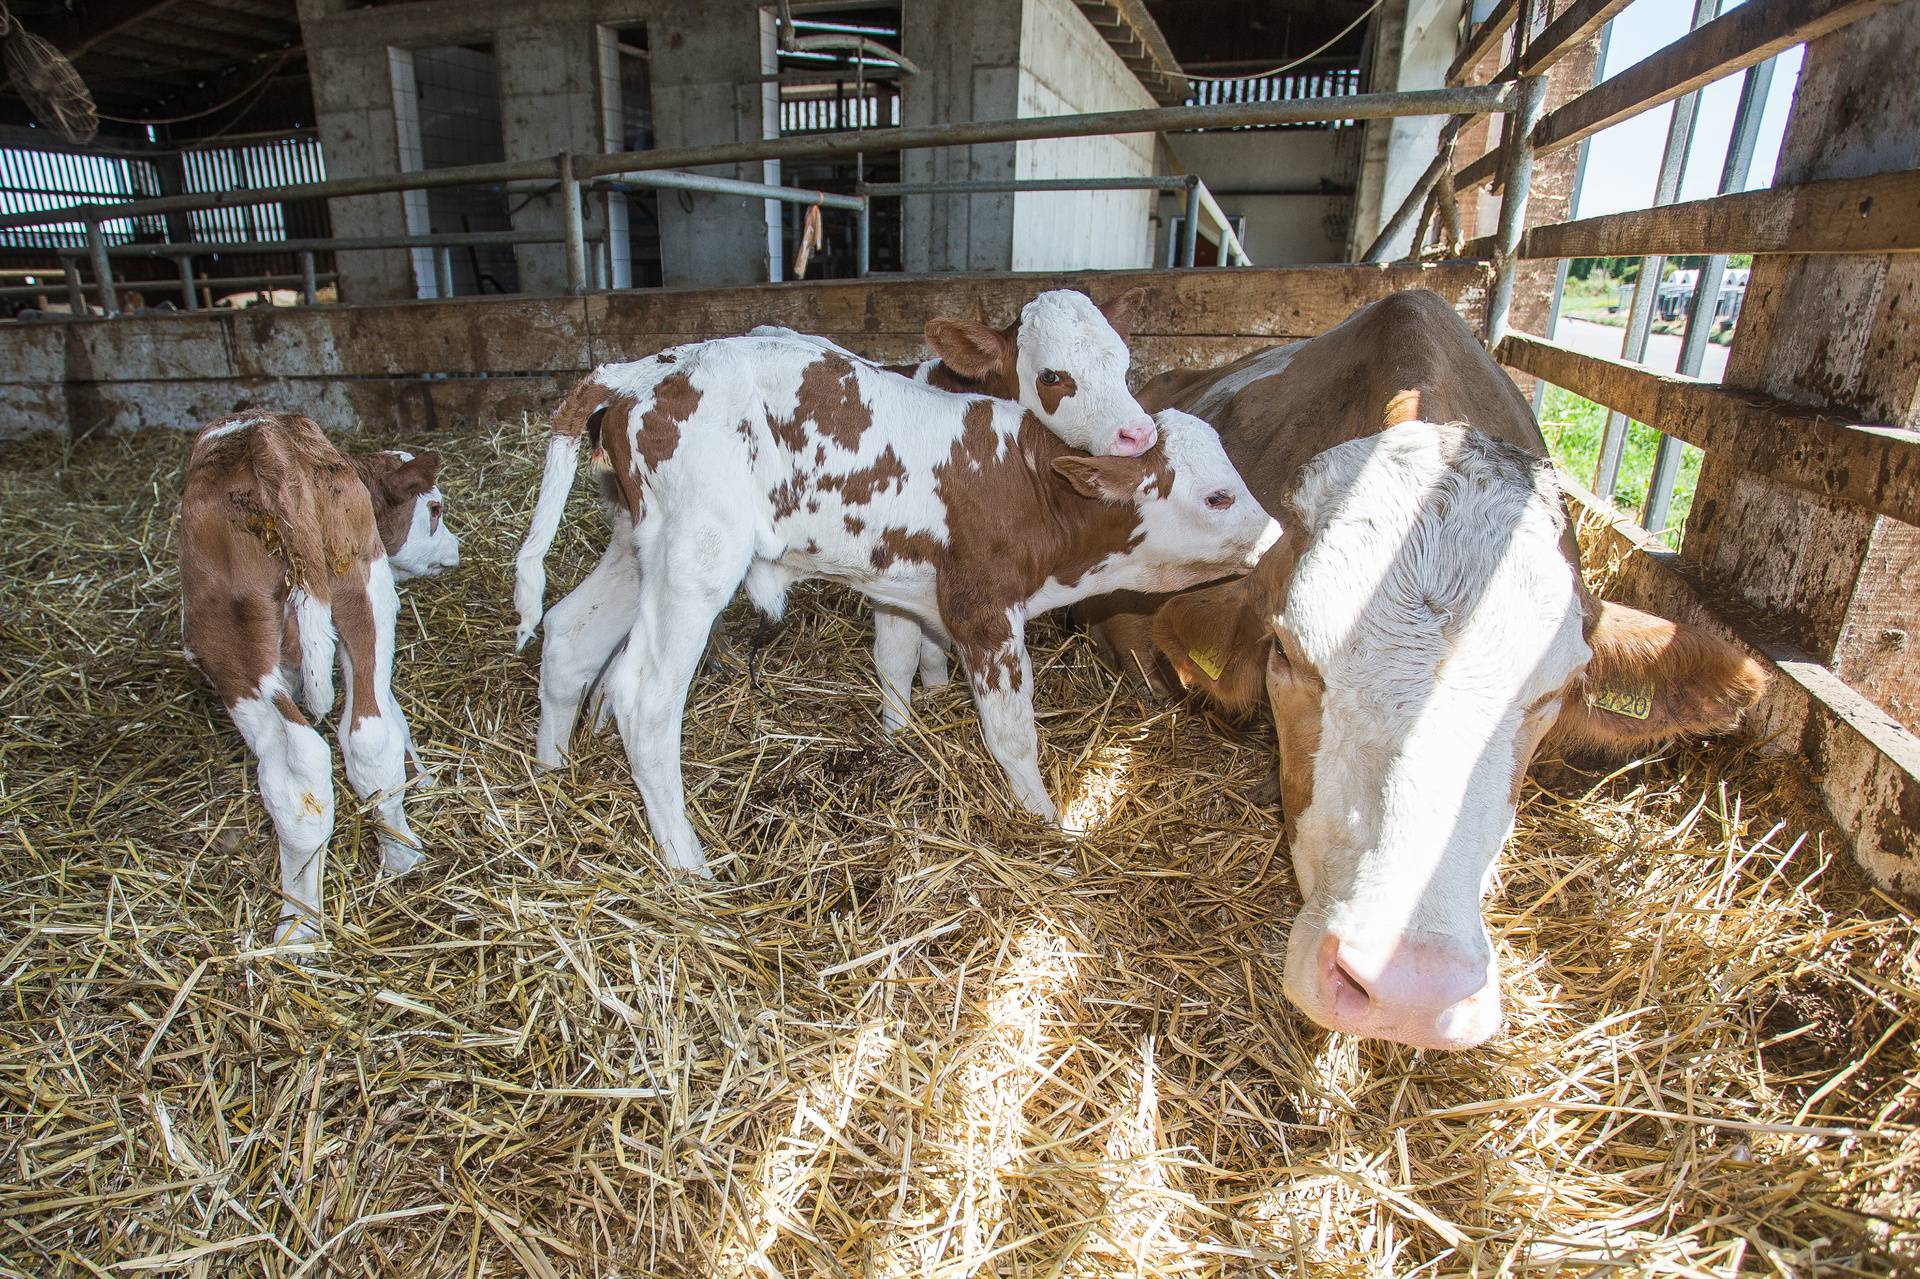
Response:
[[1, 1, 1916, 1275]]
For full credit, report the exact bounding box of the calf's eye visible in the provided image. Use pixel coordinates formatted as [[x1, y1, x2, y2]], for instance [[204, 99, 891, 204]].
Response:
[[1038, 370, 1063, 386], [1205, 490, 1234, 510], [428, 501, 443, 531]]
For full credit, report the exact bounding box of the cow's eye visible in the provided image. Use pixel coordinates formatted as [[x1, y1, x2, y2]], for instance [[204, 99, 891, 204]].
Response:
[[1038, 370, 1063, 386], [1205, 490, 1234, 510], [428, 501, 443, 531]]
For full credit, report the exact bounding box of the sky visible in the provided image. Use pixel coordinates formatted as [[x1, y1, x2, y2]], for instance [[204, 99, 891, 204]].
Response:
[[1571, 0, 1804, 219]]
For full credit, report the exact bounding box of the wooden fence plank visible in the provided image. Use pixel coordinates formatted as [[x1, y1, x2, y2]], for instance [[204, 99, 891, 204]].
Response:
[[1510, 169, 1920, 258], [1522, 0, 1636, 76], [1447, 0, 1516, 86], [1500, 332, 1920, 526], [1455, 146, 1502, 193], [1532, 0, 1901, 156]]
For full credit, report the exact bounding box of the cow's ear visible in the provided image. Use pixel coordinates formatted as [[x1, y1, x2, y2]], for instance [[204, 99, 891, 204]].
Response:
[[924, 318, 1015, 380], [1098, 286, 1147, 341], [1151, 577, 1273, 712], [1052, 454, 1146, 503], [1548, 602, 1768, 756], [389, 451, 441, 498]]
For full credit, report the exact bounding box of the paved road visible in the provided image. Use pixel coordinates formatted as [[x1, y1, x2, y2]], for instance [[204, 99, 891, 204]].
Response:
[[1553, 315, 1730, 385]]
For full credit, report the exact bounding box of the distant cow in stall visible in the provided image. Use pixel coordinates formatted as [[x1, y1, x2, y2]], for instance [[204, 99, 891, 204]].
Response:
[[1090, 290, 1766, 1050], [179, 413, 461, 948], [513, 333, 1277, 876]]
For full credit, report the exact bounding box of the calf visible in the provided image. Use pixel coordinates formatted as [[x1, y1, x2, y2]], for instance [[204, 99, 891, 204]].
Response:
[[179, 412, 460, 946], [514, 334, 1275, 875], [1123, 291, 1767, 1049]]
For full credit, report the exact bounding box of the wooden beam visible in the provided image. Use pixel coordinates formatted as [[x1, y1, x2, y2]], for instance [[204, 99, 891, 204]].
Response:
[[1522, 0, 1635, 77], [1454, 146, 1501, 191], [1447, 0, 1516, 86], [1500, 332, 1920, 527], [1512, 169, 1920, 258], [1564, 478, 1920, 893], [45, 0, 190, 58], [1533, 0, 1902, 157]]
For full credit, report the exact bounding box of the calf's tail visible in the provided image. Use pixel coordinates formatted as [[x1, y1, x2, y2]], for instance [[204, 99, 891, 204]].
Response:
[[515, 378, 613, 649]]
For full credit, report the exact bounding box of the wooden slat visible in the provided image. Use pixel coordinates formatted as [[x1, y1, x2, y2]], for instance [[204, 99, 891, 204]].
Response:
[[1446, 0, 1517, 86], [1565, 479, 1920, 893], [1522, 0, 1635, 76], [1500, 332, 1920, 527], [1512, 169, 1920, 258], [1454, 146, 1501, 192], [1533, 0, 1900, 156]]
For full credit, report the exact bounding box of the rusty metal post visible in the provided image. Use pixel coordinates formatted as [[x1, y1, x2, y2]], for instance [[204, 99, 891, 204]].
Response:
[[177, 255, 198, 310], [857, 196, 871, 277], [63, 260, 88, 315], [299, 252, 319, 305], [84, 211, 118, 315], [560, 152, 587, 295], [1485, 74, 1547, 350], [433, 246, 454, 297]]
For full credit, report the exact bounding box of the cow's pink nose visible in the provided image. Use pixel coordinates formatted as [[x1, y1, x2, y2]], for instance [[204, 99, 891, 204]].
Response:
[[1112, 419, 1156, 456], [1318, 932, 1498, 1049]]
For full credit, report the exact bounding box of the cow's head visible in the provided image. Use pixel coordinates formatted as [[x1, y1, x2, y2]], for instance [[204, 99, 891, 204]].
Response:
[[1153, 421, 1765, 1050], [355, 449, 461, 581], [925, 288, 1157, 457], [1052, 409, 1279, 593]]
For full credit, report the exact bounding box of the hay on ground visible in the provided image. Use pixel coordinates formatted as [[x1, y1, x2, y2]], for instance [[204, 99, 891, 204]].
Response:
[[0, 420, 1914, 1277]]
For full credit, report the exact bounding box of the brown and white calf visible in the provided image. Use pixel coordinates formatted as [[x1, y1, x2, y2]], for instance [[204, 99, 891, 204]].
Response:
[[514, 333, 1275, 875], [179, 412, 460, 946], [1109, 291, 1766, 1049]]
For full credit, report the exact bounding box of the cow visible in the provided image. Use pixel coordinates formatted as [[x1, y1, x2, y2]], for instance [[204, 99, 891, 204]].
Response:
[[1097, 290, 1766, 1050], [179, 412, 461, 948], [512, 333, 1277, 876]]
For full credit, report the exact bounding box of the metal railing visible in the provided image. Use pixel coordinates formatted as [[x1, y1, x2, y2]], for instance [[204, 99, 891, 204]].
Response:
[[0, 83, 1517, 316]]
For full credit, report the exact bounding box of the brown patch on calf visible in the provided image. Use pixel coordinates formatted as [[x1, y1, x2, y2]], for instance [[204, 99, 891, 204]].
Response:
[[1035, 370, 1077, 415], [638, 372, 701, 470], [351, 450, 441, 559], [180, 413, 384, 714], [1151, 577, 1273, 712], [817, 446, 908, 505], [919, 317, 1019, 396], [1098, 286, 1147, 341]]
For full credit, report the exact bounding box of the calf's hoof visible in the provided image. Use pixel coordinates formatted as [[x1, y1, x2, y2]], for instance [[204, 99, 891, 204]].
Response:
[[380, 839, 425, 877], [1250, 772, 1283, 808], [273, 915, 322, 961]]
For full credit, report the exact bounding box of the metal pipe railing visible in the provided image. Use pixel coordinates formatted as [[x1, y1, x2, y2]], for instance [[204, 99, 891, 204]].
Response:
[[0, 273, 338, 304], [0, 86, 1513, 234], [861, 176, 1194, 196], [58, 228, 603, 259]]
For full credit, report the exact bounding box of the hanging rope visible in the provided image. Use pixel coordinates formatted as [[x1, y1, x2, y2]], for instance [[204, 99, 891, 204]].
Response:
[[95, 49, 290, 127], [1182, 1, 1383, 83]]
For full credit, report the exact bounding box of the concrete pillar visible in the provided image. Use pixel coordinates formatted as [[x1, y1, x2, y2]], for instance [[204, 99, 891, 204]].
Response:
[[648, 0, 782, 288], [1346, 0, 1470, 260], [498, 20, 607, 294], [302, 34, 418, 303], [901, 0, 1024, 273]]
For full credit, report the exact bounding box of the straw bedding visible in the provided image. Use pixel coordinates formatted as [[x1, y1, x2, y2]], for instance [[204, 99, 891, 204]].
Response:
[[0, 420, 1914, 1277]]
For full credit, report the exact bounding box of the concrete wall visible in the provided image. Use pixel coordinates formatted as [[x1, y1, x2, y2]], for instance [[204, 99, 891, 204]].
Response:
[[1166, 130, 1351, 265], [0, 264, 1492, 439], [1010, 0, 1157, 271], [900, 0, 1024, 273], [1347, 0, 1470, 259]]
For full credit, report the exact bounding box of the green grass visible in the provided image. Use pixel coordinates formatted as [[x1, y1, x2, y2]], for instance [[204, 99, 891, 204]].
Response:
[[1539, 385, 1701, 549]]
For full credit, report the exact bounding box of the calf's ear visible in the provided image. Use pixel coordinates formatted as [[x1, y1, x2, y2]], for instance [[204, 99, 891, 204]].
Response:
[[925, 318, 1015, 380], [1150, 577, 1273, 712], [1548, 601, 1768, 756], [1052, 454, 1146, 503], [389, 451, 442, 498], [1098, 286, 1148, 341]]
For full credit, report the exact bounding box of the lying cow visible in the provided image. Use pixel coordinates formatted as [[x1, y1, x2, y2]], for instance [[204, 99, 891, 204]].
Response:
[[179, 412, 460, 946], [514, 333, 1275, 875], [1107, 290, 1766, 1050]]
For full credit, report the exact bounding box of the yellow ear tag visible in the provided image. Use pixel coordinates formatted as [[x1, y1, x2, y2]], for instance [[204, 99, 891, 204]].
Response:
[[1188, 645, 1226, 682], [1588, 679, 1655, 720]]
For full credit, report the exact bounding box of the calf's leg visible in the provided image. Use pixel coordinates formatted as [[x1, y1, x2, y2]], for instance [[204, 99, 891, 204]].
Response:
[[605, 516, 754, 877], [874, 607, 922, 733], [189, 597, 335, 947], [953, 615, 1059, 824], [917, 628, 949, 688], [333, 556, 423, 876], [537, 519, 641, 767]]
